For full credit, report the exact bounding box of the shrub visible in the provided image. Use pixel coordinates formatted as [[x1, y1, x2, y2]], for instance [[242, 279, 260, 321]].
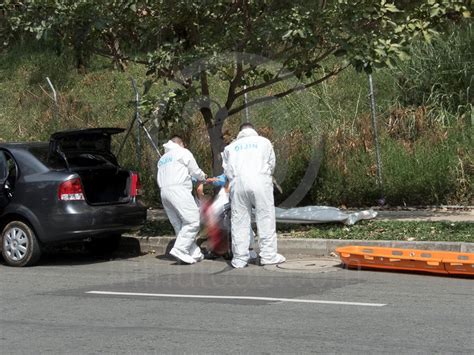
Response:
[[393, 23, 473, 122]]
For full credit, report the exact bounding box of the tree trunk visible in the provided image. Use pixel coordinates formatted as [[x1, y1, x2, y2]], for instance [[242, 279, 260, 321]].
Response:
[[208, 122, 225, 177], [74, 43, 86, 72], [201, 104, 227, 177]]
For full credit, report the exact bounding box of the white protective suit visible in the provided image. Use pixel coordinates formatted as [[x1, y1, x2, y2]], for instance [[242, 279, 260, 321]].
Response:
[[223, 128, 285, 268], [208, 188, 257, 258], [157, 140, 206, 264]]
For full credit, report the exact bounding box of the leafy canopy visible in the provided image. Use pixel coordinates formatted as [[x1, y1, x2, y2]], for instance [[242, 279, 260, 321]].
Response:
[[1, 0, 470, 171]]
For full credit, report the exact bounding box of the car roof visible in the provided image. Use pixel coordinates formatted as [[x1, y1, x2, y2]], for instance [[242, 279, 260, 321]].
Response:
[[0, 128, 125, 150], [0, 142, 48, 150]]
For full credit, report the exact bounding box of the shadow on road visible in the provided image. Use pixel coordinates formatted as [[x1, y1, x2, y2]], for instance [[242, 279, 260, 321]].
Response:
[[343, 264, 474, 279], [0, 236, 146, 267], [154, 241, 234, 268]]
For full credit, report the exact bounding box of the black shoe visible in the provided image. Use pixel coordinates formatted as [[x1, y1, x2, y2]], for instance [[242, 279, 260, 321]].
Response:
[[222, 252, 233, 260], [203, 251, 219, 260]]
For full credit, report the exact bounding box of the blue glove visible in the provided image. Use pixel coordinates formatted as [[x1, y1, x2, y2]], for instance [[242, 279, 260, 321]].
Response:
[[211, 174, 227, 187]]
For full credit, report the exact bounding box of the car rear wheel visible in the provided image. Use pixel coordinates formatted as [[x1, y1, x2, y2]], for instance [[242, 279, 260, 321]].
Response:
[[1, 221, 41, 267]]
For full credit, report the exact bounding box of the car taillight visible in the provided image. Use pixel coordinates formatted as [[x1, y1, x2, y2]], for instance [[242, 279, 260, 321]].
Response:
[[58, 177, 85, 201], [130, 172, 141, 197]]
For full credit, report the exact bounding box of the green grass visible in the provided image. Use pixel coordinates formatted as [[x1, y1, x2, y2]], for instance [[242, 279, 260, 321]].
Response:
[[138, 219, 473, 243], [0, 32, 472, 207], [393, 22, 473, 118], [303, 221, 473, 243]]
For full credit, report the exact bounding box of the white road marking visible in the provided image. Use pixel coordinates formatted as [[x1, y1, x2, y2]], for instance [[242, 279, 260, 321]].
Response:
[[86, 291, 386, 307]]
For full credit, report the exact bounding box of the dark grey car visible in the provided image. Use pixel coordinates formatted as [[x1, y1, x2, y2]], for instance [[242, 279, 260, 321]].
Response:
[[0, 128, 147, 267]]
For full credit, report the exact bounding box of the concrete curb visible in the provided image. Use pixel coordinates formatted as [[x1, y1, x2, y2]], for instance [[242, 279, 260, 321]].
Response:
[[124, 235, 474, 257]]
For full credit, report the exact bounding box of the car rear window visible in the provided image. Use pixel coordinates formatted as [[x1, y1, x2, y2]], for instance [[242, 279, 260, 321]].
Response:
[[29, 146, 67, 169], [28, 146, 117, 169]]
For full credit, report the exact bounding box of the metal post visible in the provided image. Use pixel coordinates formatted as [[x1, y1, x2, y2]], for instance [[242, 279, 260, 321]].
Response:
[[117, 79, 162, 160], [46, 77, 59, 127], [131, 79, 161, 157], [367, 72, 384, 204], [242, 57, 250, 123], [244, 84, 250, 122], [134, 81, 142, 166], [46, 77, 57, 104]]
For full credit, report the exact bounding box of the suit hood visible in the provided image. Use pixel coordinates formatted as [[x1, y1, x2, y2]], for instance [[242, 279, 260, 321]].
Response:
[[236, 128, 259, 140], [163, 140, 182, 153]]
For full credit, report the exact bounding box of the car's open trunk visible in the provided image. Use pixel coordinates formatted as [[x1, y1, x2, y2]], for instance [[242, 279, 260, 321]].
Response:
[[49, 128, 133, 205], [75, 168, 130, 205]]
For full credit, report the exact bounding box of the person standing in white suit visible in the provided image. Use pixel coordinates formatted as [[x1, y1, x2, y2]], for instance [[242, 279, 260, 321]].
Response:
[[222, 123, 286, 268], [157, 135, 207, 264]]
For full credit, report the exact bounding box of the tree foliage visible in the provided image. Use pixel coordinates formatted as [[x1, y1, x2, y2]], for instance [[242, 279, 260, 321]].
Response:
[[1, 0, 470, 173]]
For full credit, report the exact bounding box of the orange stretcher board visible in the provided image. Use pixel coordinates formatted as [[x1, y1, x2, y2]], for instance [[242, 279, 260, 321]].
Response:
[[336, 246, 474, 276]]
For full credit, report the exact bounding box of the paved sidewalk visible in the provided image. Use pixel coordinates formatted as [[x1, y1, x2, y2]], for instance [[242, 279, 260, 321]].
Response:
[[124, 235, 474, 258], [137, 207, 473, 257], [375, 208, 473, 222], [147, 207, 474, 223]]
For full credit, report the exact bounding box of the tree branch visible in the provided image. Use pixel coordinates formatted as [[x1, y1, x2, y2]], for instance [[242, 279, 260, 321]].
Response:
[[200, 70, 214, 127], [234, 47, 337, 99], [224, 59, 243, 110], [227, 65, 349, 117], [235, 71, 294, 98], [92, 47, 193, 89]]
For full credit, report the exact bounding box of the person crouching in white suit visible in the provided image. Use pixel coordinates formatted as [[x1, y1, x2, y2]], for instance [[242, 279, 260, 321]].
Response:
[[157, 135, 207, 264], [222, 123, 286, 268]]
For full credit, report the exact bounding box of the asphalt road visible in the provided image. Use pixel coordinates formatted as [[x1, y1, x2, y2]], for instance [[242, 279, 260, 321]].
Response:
[[1, 252, 473, 354]]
